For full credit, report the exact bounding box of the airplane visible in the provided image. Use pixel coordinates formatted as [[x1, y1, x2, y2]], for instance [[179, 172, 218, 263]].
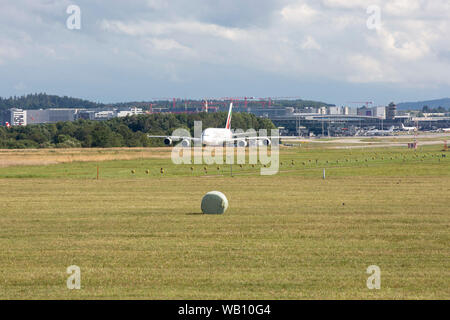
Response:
[[430, 127, 450, 133], [365, 126, 395, 136], [147, 103, 278, 147], [401, 123, 418, 132]]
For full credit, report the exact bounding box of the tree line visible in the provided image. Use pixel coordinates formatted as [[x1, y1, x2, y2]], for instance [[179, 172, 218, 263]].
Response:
[[421, 105, 448, 113], [0, 93, 332, 112], [0, 93, 102, 111], [0, 112, 276, 149]]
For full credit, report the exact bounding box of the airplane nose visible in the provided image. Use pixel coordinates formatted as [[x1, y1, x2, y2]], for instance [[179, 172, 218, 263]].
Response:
[[203, 136, 211, 144]]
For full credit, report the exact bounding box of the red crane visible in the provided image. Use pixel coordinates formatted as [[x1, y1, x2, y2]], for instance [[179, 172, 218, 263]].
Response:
[[347, 101, 374, 108], [202, 100, 219, 112]]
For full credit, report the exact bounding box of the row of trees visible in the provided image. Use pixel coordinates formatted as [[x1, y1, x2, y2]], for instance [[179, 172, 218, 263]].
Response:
[[0, 112, 275, 149], [421, 106, 448, 113], [0, 93, 333, 111], [0, 93, 102, 111]]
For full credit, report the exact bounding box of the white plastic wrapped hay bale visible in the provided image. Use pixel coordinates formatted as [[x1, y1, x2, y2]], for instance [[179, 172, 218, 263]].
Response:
[[201, 191, 228, 214]]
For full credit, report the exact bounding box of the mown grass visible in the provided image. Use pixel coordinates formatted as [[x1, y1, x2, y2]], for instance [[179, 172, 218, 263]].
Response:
[[0, 144, 448, 299]]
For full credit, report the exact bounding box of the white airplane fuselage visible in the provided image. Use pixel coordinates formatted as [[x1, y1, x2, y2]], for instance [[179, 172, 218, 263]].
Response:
[[201, 128, 233, 146], [402, 124, 417, 131]]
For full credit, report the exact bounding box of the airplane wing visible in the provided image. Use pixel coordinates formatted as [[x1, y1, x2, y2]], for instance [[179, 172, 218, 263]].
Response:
[[231, 132, 303, 139], [278, 136, 305, 140], [224, 136, 270, 142], [232, 131, 302, 138], [147, 135, 201, 141], [223, 135, 306, 145], [231, 132, 256, 137]]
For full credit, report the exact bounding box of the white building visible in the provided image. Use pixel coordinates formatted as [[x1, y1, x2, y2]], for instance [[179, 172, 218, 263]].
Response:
[[326, 106, 351, 115], [10, 108, 27, 126], [117, 107, 144, 117], [318, 107, 327, 115], [372, 106, 386, 119], [328, 106, 341, 115], [357, 106, 386, 118], [347, 107, 357, 115], [94, 110, 115, 119], [343, 106, 350, 115]]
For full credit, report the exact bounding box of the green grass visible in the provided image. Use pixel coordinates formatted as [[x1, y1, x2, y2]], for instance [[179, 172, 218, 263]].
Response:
[[0, 145, 449, 299]]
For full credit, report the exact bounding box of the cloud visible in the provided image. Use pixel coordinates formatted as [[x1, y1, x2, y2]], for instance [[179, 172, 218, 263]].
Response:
[[146, 0, 168, 10], [146, 38, 189, 51], [13, 82, 27, 90], [322, 0, 376, 9], [384, 0, 421, 16], [347, 54, 391, 83], [0, 47, 21, 65], [101, 19, 247, 40], [0, 0, 449, 103], [301, 36, 321, 50], [280, 2, 318, 24]]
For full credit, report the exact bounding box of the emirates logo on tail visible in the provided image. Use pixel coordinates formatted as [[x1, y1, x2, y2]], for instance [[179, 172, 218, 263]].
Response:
[[225, 103, 232, 129]]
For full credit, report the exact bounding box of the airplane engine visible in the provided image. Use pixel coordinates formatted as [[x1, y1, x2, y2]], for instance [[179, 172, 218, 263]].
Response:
[[164, 137, 173, 146], [181, 139, 190, 147], [262, 138, 271, 146], [237, 140, 247, 147]]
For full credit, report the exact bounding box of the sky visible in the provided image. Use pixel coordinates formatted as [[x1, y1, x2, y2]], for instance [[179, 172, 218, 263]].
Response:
[[0, 0, 449, 106]]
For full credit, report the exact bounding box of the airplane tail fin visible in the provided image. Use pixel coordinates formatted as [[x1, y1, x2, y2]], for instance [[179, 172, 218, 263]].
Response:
[[225, 103, 233, 129]]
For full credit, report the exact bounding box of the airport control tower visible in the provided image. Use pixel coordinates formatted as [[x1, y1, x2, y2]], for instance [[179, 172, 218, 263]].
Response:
[[386, 102, 397, 120]]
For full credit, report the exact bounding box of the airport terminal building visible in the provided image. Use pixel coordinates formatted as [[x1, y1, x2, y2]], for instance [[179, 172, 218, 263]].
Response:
[[1, 107, 144, 126], [1, 104, 449, 137]]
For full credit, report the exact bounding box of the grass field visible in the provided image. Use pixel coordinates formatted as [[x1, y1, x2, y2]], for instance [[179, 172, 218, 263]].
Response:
[[0, 143, 449, 299]]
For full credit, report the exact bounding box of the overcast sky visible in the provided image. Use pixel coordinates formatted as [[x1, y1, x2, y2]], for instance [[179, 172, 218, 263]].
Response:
[[0, 0, 449, 105]]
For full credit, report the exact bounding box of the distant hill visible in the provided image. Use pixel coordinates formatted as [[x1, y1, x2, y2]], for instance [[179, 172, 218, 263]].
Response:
[[397, 98, 450, 111], [0, 93, 333, 111], [0, 93, 104, 111]]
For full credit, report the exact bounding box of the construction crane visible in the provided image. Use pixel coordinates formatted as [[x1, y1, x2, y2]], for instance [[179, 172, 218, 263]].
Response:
[[347, 101, 374, 108], [202, 99, 219, 112], [217, 96, 303, 109], [270, 96, 303, 100], [148, 96, 305, 112]]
